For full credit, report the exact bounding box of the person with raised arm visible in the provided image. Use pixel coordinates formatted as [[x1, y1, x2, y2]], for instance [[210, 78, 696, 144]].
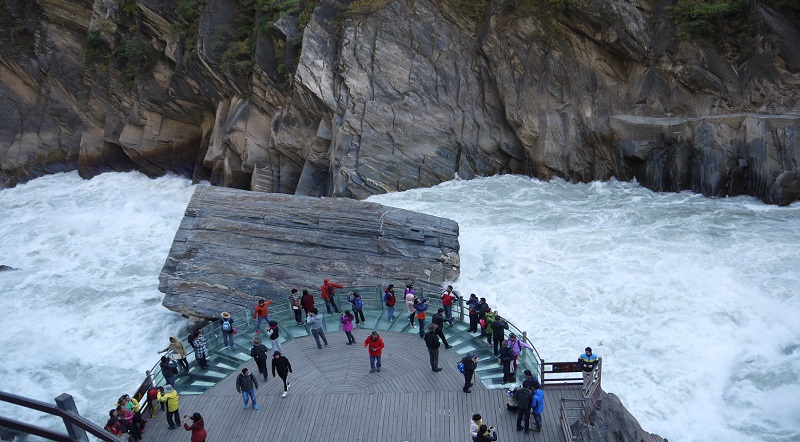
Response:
[[320, 278, 343, 313]]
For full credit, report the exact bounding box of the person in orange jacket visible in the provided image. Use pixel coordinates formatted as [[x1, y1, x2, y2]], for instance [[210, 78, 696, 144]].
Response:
[[320, 278, 343, 313], [253, 298, 273, 334], [364, 331, 385, 373]]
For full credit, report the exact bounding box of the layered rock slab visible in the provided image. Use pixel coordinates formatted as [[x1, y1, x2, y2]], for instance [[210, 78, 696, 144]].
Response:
[[158, 186, 460, 319]]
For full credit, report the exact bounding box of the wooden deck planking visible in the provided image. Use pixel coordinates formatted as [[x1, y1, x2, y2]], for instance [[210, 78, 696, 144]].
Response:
[[141, 329, 581, 442]]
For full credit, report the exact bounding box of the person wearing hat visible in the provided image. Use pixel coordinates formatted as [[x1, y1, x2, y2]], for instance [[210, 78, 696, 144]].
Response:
[[157, 384, 180, 429], [235, 368, 259, 410], [579, 347, 599, 384], [219, 312, 235, 349], [271, 351, 293, 398], [182, 412, 207, 442], [364, 331, 385, 373], [424, 323, 442, 372], [253, 298, 273, 335], [250, 337, 270, 381]]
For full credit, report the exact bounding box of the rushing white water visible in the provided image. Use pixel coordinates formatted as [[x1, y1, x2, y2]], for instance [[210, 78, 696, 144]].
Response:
[[1, 172, 798, 441], [0, 172, 196, 430], [367, 175, 800, 442]]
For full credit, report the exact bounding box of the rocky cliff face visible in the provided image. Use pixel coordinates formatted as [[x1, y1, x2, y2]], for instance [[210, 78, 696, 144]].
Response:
[[1, 0, 799, 204]]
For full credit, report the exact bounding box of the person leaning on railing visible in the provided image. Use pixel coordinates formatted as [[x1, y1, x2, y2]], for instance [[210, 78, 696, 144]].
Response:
[[158, 336, 189, 374]]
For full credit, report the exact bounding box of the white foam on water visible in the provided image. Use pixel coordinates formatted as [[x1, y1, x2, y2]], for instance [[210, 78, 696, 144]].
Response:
[[368, 175, 800, 442], [0, 171, 196, 428]]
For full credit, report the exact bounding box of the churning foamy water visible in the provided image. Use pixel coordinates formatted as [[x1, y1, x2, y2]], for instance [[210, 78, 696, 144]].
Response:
[[368, 176, 800, 442], [1, 172, 798, 441]]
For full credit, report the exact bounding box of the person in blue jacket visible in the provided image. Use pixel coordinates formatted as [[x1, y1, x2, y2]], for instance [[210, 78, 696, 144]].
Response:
[[579, 347, 599, 384], [531, 379, 545, 432], [413, 297, 431, 338]]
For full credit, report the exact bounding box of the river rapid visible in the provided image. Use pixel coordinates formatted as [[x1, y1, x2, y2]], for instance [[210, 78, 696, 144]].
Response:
[[1, 171, 798, 441]]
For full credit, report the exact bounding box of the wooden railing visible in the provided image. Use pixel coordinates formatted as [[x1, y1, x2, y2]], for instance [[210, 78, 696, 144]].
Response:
[[0, 391, 124, 442]]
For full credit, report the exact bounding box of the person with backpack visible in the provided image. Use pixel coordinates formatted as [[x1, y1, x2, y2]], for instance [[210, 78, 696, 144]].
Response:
[[146, 386, 163, 418], [413, 297, 431, 338], [267, 320, 281, 352], [364, 331, 384, 373], [235, 368, 259, 410], [320, 278, 343, 314], [347, 291, 365, 326], [271, 351, 293, 398], [190, 331, 209, 369], [219, 311, 235, 349], [383, 284, 397, 320], [289, 288, 304, 325], [514, 380, 533, 432], [253, 298, 273, 335], [441, 285, 460, 324], [250, 337, 270, 381], [531, 379, 545, 432], [340, 310, 357, 345], [160, 355, 179, 388], [157, 384, 181, 429], [158, 336, 190, 374], [461, 352, 478, 393]]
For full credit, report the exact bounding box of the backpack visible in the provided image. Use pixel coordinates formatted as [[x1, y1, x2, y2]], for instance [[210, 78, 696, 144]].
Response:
[[456, 361, 465, 373], [222, 320, 232, 332], [384, 291, 395, 306], [355, 297, 363, 310], [515, 387, 532, 407], [187, 334, 196, 349]]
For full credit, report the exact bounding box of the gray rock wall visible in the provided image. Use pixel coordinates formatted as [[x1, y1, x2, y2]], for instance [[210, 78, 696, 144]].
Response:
[[158, 185, 460, 319], [1, 0, 800, 204]]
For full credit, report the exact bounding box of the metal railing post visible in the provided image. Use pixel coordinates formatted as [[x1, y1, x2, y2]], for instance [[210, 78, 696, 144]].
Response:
[[54, 393, 89, 442]]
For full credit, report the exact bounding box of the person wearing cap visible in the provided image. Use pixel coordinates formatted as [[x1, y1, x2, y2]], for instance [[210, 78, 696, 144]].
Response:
[[253, 298, 273, 335], [250, 337, 270, 381], [235, 368, 259, 410], [271, 351, 293, 398], [157, 384, 180, 429], [431, 308, 451, 348], [579, 347, 599, 384], [321, 278, 343, 314], [364, 331, 385, 373], [267, 319, 282, 352], [306, 308, 329, 349], [461, 352, 478, 393], [182, 412, 207, 442], [441, 285, 460, 324], [219, 312, 235, 349], [424, 323, 442, 372]]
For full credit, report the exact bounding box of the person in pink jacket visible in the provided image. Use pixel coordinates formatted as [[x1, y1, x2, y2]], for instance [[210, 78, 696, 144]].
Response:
[[340, 310, 357, 344]]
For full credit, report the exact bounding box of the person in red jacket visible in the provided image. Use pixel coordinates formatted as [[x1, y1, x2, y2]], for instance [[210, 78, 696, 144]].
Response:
[[182, 412, 207, 442], [253, 298, 273, 334], [300, 289, 315, 314], [364, 331, 385, 373], [320, 278, 343, 313]]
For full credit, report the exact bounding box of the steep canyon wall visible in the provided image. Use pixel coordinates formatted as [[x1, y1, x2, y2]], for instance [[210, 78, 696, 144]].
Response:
[[1, 0, 799, 204]]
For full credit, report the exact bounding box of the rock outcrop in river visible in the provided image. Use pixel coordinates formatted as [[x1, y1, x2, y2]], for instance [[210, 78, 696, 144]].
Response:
[[1, 0, 799, 204], [158, 185, 459, 320]]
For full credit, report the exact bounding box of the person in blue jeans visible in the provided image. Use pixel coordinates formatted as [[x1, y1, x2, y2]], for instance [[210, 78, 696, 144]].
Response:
[[235, 368, 259, 410], [364, 331, 384, 373], [220, 312, 235, 348], [531, 379, 545, 432], [413, 297, 431, 338], [383, 284, 397, 320]]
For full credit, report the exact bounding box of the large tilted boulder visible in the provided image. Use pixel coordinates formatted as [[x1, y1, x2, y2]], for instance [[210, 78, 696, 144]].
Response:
[[158, 186, 460, 319], [572, 391, 667, 442]]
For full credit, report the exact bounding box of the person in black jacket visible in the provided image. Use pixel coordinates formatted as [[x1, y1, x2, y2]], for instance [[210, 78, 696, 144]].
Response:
[[250, 337, 270, 381], [499, 340, 515, 384], [431, 309, 451, 349], [491, 316, 508, 356], [235, 368, 259, 410], [477, 298, 490, 337], [475, 424, 497, 441], [159, 356, 179, 388], [462, 353, 478, 393], [271, 351, 293, 398], [424, 324, 442, 372]]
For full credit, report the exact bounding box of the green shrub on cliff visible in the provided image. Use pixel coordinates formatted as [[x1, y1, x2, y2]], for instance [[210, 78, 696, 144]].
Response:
[[671, 0, 750, 38], [83, 30, 111, 73], [115, 35, 157, 86]]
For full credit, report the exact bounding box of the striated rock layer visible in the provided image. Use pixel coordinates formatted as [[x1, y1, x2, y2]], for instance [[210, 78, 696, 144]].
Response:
[[158, 185, 460, 320], [1, 0, 799, 204]]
